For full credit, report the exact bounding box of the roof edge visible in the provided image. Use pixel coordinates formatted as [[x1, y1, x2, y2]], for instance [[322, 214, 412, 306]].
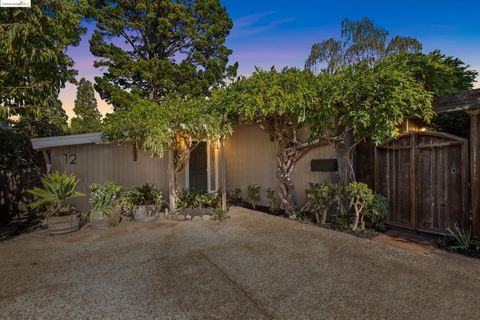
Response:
[[31, 132, 103, 150]]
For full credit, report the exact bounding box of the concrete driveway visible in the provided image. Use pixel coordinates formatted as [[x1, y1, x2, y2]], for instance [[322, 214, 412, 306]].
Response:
[[1, 207, 479, 320]]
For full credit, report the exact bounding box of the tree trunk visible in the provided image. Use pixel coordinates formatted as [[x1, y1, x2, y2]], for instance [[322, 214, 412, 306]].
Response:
[[276, 141, 297, 216], [334, 131, 356, 186], [168, 149, 177, 212], [320, 209, 328, 225], [335, 132, 361, 216], [314, 211, 320, 224], [220, 138, 227, 210], [352, 207, 360, 231]]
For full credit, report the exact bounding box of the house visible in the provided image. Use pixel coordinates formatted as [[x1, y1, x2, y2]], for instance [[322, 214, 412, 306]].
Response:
[[31, 123, 335, 213], [31, 89, 480, 236]]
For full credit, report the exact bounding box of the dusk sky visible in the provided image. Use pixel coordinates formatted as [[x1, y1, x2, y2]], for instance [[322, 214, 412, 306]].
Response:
[[59, 0, 480, 119]]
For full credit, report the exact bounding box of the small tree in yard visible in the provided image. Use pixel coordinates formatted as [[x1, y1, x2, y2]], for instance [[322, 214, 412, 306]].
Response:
[[103, 93, 229, 211], [345, 182, 374, 231], [306, 183, 342, 225], [218, 68, 319, 216]]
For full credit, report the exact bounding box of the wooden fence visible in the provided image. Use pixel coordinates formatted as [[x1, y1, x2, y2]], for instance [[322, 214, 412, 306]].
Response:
[[0, 168, 43, 226], [375, 131, 468, 235]]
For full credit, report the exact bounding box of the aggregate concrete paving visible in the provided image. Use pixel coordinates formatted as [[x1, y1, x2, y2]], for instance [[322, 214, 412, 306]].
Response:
[[1, 207, 479, 319]]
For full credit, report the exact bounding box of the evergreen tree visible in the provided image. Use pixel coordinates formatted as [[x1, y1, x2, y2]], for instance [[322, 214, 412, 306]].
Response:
[[71, 78, 102, 134], [89, 0, 237, 110]]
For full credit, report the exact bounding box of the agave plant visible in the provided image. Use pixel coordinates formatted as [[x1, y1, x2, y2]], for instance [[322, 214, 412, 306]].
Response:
[[28, 171, 85, 217], [446, 226, 480, 251]]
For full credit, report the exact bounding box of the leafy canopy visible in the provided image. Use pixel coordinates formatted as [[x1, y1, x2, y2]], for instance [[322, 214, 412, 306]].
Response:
[[0, 0, 86, 118], [310, 56, 434, 145], [218, 67, 318, 130], [401, 50, 478, 96], [306, 17, 422, 73], [89, 0, 237, 109], [306, 182, 342, 212], [102, 94, 230, 157]]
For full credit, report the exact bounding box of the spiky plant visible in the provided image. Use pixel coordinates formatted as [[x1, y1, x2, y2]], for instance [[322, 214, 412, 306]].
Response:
[[28, 171, 85, 217]]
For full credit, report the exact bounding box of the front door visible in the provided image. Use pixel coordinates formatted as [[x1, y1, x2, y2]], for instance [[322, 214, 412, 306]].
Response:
[[189, 142, 208, 192]]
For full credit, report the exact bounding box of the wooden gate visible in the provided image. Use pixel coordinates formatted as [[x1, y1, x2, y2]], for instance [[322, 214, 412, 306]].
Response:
[[375, 131, 468, 234]]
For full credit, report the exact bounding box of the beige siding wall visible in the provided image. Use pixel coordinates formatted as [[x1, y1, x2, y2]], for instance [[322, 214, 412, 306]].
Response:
[[50, 143, 183, 213], [49, 124, 336, 212], [224, 124, 336, 206]]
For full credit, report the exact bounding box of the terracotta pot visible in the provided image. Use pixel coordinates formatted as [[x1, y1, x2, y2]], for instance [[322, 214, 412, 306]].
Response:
[[133, 205, 159, 222], [90, 206, 122, 229], [47, 214, 80, 235]]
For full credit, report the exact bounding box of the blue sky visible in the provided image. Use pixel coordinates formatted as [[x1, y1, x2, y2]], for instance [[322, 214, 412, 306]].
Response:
[[60, 0, 480, 118]]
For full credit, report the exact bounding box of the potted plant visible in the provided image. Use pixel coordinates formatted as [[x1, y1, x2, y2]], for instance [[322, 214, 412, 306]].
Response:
[[123, 184, 163, 222], [88, 182, 123, 229], [28, 171, 85, 235]]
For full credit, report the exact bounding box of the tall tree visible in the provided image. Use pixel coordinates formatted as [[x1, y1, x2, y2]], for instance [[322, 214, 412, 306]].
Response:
[[89, 0, 238, 110], [305, 17, 422, 73], [0, 0, 86, 118], [71, 78, 103, 134]]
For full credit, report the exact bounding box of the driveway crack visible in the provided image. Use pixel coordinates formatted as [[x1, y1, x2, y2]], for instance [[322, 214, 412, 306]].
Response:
[[198, 250, 276, 320]]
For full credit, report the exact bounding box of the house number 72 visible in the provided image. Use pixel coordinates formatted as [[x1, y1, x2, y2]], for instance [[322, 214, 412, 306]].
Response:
[[63, 154, 77, 165]]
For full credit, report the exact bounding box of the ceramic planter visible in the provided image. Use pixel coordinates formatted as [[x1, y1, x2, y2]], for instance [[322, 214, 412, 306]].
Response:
[[133, 204, 159, 222]]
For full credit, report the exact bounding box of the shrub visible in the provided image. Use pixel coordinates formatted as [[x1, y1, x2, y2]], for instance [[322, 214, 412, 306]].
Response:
[[445, 226, 480, 252], [227, 188, 243, 206], [212, 207, 229, 221], [177, 189, 218, 209], [28, 171, 85, 217], [365, 193, 388, 231], [89, 182, 123, 212], [122, 184, 163, 213], [266, 187, 278, 214], [247, 184, 260, 209], [344, 182, 374, 231], [305, 182, 342, 225]]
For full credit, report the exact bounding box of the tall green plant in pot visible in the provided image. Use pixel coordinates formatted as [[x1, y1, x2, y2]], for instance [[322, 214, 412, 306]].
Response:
[[28, 171, 85, 235], [88, 182, 123, 228], [123, 184, 163, 223]]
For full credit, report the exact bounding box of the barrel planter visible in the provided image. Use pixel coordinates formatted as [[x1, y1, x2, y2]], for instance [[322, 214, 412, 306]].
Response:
[[47, 214, 80, 235], [90, 206, 122, 229], [133, 205, 159, 222]]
